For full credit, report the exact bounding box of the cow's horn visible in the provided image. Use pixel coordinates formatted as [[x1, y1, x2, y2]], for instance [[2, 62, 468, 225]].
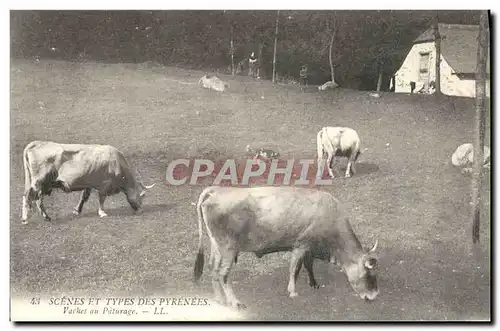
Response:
[[368, 239, 378, 253], [142, 183, 156, 189]]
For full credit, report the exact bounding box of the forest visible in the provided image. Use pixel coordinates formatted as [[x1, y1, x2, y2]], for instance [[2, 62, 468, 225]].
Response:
[[10, 10, 481, 90]]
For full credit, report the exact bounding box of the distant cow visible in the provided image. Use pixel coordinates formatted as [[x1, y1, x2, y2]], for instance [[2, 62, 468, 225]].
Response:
[[193, 186, 379, 309], [21, 141, 156, 224], [317, 127, 361, 178], [451, 143, 491, 173], [199, 75, 229, 92], [318, 81, 339, 91]]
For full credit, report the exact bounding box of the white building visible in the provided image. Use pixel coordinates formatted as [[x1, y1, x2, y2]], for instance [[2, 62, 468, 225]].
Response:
[[393, 24, 490, 98]]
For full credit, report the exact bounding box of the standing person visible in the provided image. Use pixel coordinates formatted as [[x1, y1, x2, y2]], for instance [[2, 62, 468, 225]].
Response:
[[300, 64, 308, 86], [248, 52, 258, 78], [410, 81, 416, 94]]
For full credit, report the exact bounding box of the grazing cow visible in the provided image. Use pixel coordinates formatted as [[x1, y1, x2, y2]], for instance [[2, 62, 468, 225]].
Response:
[[451, 143, 491, 173], [199, 75, 229, 92], [317, 127, 361, 178], [21, 141, 156, 224], [193, 186, 379, 309]]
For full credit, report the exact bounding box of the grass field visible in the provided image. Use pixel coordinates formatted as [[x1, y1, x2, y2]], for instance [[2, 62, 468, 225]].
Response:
[[10, 59, 491, 321]]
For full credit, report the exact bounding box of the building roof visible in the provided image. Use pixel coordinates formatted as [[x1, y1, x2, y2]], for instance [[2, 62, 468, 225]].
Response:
[[413, 23, 490, 74]]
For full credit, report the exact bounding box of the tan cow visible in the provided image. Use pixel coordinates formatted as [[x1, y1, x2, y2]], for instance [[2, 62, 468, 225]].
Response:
[[21, 141, 156, 224], [193, 186, 379, 309]]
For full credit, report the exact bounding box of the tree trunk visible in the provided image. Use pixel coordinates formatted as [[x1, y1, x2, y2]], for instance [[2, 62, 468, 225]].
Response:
[[272, 10, 280, 84], [230, 34, 235, 76], [328, 19, 337, 84], [227, 11, 235, 76], [434, 17, 441, 95], [471, 10, 489, 244], [258, 43, 264, 79], [376, 67, 383, 93]]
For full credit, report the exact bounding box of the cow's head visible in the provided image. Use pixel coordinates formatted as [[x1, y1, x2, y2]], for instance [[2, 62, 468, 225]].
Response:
[[125, 181, 156, 212], [342, 240, 379, 301]]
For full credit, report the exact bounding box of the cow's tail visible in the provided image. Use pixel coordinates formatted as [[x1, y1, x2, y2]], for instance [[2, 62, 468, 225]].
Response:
[[194, 186, 216, 283], [316, 128, 325, 161]]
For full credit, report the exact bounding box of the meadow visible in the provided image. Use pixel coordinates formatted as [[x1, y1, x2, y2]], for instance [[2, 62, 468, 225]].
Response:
[[10, 59, 490, 321]]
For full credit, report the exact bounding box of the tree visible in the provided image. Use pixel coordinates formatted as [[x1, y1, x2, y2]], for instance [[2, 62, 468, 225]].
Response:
[[272, 10, 280, 83], [327, 15, 338, 84], [471, 10, 489, 244], [433, 15, 442, 95], [224, 11, 236, 76]]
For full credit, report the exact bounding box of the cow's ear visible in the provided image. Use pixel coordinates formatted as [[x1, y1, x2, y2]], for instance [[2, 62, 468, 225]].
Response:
[[364, 257, 377, 270], [140, 190, 146, 197]]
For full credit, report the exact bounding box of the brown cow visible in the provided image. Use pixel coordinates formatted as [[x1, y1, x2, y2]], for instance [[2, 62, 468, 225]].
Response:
[[21, 141, 156, 224], [193, 186, 379, 309]]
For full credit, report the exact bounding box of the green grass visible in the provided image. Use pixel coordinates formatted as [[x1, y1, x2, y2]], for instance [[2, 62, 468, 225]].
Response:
[[10, 59, 491, 321]]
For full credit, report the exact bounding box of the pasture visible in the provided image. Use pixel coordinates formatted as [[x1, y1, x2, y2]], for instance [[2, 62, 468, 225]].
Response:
[[10, 59, 490, 321]]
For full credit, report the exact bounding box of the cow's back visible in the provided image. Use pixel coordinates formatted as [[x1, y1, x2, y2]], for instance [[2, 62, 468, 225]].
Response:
[[202, 186, 346, 252], [324, 127, 360, 151], [24, 141, 126, 191]]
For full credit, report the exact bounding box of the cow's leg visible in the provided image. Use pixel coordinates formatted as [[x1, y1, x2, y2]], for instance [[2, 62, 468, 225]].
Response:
[[287, 247, 307, 297], [97, 193, 108, 218], [73, 188, 91, 215], [35, 195, 51, 222], [327, 153, 336, 178], [210, 244, 225, 305], [345, 160, 353, 178], [218, 248, 245, 309], [316, 157, 325, 179], [21, 192, 33, 225], [304, 252, 319, 289], [349, 160, 357, 176], [345, 152, 358, 178]]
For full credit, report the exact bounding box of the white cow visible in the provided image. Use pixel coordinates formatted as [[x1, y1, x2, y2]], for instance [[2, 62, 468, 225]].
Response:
[[317, 127, 361, 178], [318, 81, 339, 91], [451, 143, 491, 173], [199, 75, 229, 92]]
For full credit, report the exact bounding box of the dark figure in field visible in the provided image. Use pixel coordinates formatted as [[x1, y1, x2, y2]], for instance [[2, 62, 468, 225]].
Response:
[[428, 81, 436, 94], [300, 64, 308, 86], [248, 52, 258, 78], [410, 81, 416, 94]]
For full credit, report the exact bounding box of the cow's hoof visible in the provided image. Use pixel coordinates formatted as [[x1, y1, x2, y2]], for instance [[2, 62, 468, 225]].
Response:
[[345, 174, 351, 178], [98, 212, 108, 218], [72, 209, 80, 216], [289, 292, 298, 298], [21, 219, 28, 225], [309, 282, 320, 289], [44, 216, 51, 222]]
